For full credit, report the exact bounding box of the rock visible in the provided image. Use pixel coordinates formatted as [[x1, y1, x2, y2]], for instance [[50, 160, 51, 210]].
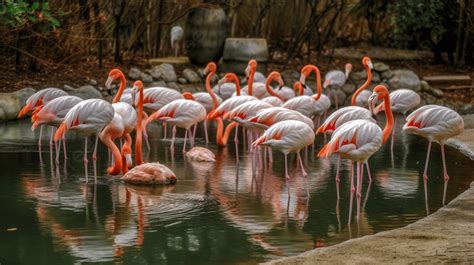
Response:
[[89, 79, 98, 86], [381, 70, 394, 80], [221, 38, 268, 74], [433, 88, 444, 97], [148, 81, 167, 88], [69, 85, 102, 99], [387, 70, 421, 92], [460, 104, 473, 114], [121, 163, 177, 185], [350, 70, 368, 83], [150, 66, 162, 80], [420, 80, 430, 92], [182, 68, 201, 83], [371, 72, 381, 83], [374, 62, 390, 72], [13, 87, 35, 106], [167, 82, 180, 91], [128, 67, 142, 80], [342, 83, 356, 94], [63, 84, 75, 92], [435, 99, 445, 105], [141, 73, 153, 83], [178, 77, 188, 84], [281, 70, 299, 84], [186, 147, 215, 162], [0, 93, 20, 121], [157, 63, 177, 82]]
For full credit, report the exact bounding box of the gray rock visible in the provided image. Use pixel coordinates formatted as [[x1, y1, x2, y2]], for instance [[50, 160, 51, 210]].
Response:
[[13, 87, 35, 106], [371, 72, 381, 83], [141, 73, 153, 83], [0, 93, 20, 121], [350, 70, 368, 83], [222, 38, 268, 62], [178, 77, 188, 84], [157, 63, 177, 82], [182, 68, 201, 83], [167, 82, 180, 91], [89, 79, 98, 86], [128, 67, 142, 80], [381, 70, 394, 80], [435, 99, 444, 105], [420, 80, 430, 92], [374, 62, 389, 72], [342, 83, 356, 94], [433, 88, 444, 97], [281, 70, 299, 84], [63, 84, 75, 92], [150, 66, 162, 80], [387, 70, 421, 92], [69, 85, 103, 99], [460, 104, 473, 114], [148, 81, 167, 87], [329, 89, 347, 107]]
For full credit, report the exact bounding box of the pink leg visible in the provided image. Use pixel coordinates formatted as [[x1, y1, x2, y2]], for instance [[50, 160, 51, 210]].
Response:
[[391, 115, 398, 156], [348, 162, 355, 225], [191, 126, 196, 146], [38, 125, 43, 149], [84, 137, 89, 183], [234, 125, 239, 144], [423, 141, 432, 203], [92, 134, 99, 181], [297, 151, 307, 177], [203, 120, 209, 144], [268, 147, 273, 164], [170, 126, 176, 152], [182, 129, 188, 154], [62, 135, 67, 160], [356, 162, 362, 221], [143, 130, 151, 150], [365, 162, 372, 182], [335, 155, 341, 200], [441, 144, 449, 205], [284, 154, 290, 180], [55, 138, 61, 164], [163, 122, 168, 139]]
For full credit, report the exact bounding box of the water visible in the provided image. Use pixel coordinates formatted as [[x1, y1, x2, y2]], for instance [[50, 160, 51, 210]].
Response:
[[0, 119, 472, 265]]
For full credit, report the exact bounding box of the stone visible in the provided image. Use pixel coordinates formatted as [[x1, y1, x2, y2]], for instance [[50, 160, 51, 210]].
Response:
[[141, 73, 153, 83], [0, 93, 20, 121], [150, 66, 162, 80], [13, 87, 35, 106], [374, 62, 390, 72], [69, 85, 102, 99], [128, 67, 142, 80], [460, 104, 473, 114], [329, 89, 347, 107], [178, 77, 188, 84], [421, 80, 430, 92], [342, 83, 356, 94], [435, 99, 445, 105], [381, 70, 394, 80], [148, 81, 167, 88], [63, 84, 75, 92], [433, 88, 444, 97], [167, 82, 180, 91], [281, 70, 299, 84], [387, 70, 421, 92], [157, 63, 177, 82], [89, 79, 98, 86], [371, 72, 381, 83], [182, 68, 201, 83], [221, 38, 268, 74], [350, 70, 368, 83]]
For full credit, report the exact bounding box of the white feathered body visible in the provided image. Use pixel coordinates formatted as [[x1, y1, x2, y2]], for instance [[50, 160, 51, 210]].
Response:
[[151, 99, 206, 129]]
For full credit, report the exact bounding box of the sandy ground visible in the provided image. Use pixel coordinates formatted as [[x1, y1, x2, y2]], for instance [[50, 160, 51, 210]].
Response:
[[265, 114, 474, 265]]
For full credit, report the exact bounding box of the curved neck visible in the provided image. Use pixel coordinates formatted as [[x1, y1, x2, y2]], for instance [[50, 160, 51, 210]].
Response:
[[381, 94, 394, 144], [294, 84, 304, 96], [227, 73, 241, 96], [112, 73, 127, 103], [216, 118, 237, 146], [265, 78, 284, 101], [135, 87, 144, 165], [308, 66, 322, 100], [351, 64, 372, 105], [205, 69, 219, 111], [103, 136, 122, 175], [248, 67, 255, 96]]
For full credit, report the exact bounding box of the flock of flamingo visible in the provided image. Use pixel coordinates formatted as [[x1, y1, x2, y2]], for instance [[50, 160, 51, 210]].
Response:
[[17, 57, 464, 221]]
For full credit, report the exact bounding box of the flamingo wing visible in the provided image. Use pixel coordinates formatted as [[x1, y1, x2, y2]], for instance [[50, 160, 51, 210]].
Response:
[[32, 95, 82, 129], [18, 88, 68, 118], [318, 106, 372, 133]]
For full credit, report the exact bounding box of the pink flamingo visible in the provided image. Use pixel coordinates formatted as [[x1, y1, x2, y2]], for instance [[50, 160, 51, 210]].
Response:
[[324, 63, 352, 108], [248, 107, 314, 132], [253, 120, 315, 179], [402, 105, 464, 205], [242, 60, 268, 99], [318, 85, 394, 222], [352, 57, 374, 107], [261, 71, 286, 106], [18, 87, 68, 148], [54, 99, 123, 180]]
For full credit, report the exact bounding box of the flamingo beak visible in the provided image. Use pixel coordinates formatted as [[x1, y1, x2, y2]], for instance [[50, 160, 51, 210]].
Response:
[[368, 92, 378, 120], [202, 67, 209, 78], [131, 86, 138, 107], [277, 77, 284, 88], [105, 76, 114, 91], [368, 61, 374, 70], [323, 79, 330, 89], [245, 66, 250, 79]]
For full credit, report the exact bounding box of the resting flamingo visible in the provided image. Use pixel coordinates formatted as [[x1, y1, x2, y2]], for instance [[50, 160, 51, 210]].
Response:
[[318, 85, 394, 222], [54, 99, 122, 180], [373, 89, 420, 152], [18, 87, 68, 148], [31, 95, 83, 162], [402, 105, 464, 205], [324, 63, 352, 108], [121, 80, 177, 185], [253, 120, 315, 180]]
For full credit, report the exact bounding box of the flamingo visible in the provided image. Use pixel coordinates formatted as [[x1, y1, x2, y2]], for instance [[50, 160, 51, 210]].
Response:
[[253, 120, 315, 179], [402, 105, 464, 205], [373, 89, 421, 152], [262, 71, 286, 105], [122, 80, 177, 185], [186, 147, 216, 162], [18, 87, 68, 148], [324, 63, 352, 108], [170, 26, 184, 57], [54, 99, 122, 179], [248, 107, 314, 132], [31, 95, 83, 162], [352, 57, 374, 107], [242, 59, 268, 99], [318, 84, 394, 222], [147, 99, 206, 153]]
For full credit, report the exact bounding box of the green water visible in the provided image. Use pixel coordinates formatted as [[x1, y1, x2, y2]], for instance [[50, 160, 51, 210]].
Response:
[[0, 119, 472, 265]]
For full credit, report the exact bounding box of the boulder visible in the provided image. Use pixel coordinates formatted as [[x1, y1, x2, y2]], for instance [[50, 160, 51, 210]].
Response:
[[371, 72, 381, 83], [141, 73, 153, 83], [374, 62, 390, 72], [221, 38, 268, 74], [13, 87, 35, 107], [350, 70, 368, 83], [148, 81, 167, 88], [69, 85, 102, 99], [178, 77, 188, 84], [381, 70, 394, 80], [157, 63, 177, 82], [281, 70, 299, 84], [420, 80, 430, 92], [128, 67, 142, 80], [89, 79, 98, 86], [182, 68, 201, 83], [342, 83, 356, 94], [387, 70, 421, 92], [63, 84, 75, 92], [433, 88, 444, 98], [167, 82, 180, 91], [150, 66, 162, 80], [0, 93, 20, 121]]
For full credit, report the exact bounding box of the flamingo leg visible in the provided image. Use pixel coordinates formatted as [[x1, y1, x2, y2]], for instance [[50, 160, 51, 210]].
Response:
[[441, 144, 449, 205], [423, 141, 432, 203], [84, 137, 89, 183], [297, 152, 307, 177], [284, 154, 290, 180], [234, 125, 239, 144], [92, 134, 99, 162], [163, 122, 168, 139], [391, 115, 398, 157], [365, 162, 372, 182], [192, 124, 197, 144], [170, 126, 176, 152], [356, 162, 364, 220], [56, 137, 61, 164], [62, 135, 67, 160], [348, 162, 355, 225], [268, 147, 273, 164], [203, 120, 209, 144], [335, 155, 341, 200], [182, 129, 188, 154], [38, 125, 43, 149], [143, 130, 151, 150]]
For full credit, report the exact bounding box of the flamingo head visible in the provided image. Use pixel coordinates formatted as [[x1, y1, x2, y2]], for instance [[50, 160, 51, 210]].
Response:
[[245, 59, 257, 79], [131, 80, 144, 107], [105, 68, 124, 95], [293, 82, 304, 96], [368, 85, 389, 116], [299, 64, 315, 85], [323, 79, 331, 89], [203, 62, 217, 77], [362, 57, 373, 70], [267, 71, 284, 88]]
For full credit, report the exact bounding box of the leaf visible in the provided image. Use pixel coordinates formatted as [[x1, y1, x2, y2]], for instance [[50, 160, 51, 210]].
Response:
[[50, 17, 60, 27], [42, 2, 49, 10], [28, 15, 37, 22], [58, 10, 65, 16], [31, 2, 39, 11]]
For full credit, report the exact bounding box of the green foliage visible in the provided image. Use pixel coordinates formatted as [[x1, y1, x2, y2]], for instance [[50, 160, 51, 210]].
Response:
[[0, 0, 63, 31]]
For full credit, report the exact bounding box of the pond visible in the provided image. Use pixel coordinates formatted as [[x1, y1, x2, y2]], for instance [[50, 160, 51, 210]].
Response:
[[0, 118, 472, 264]]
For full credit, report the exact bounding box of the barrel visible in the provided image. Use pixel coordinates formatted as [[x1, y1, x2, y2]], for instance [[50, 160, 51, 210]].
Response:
[[185, 5, 228, 65]]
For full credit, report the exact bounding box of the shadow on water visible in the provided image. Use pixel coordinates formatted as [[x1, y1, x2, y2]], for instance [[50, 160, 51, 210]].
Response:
[[0, 119, 472, 264]]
